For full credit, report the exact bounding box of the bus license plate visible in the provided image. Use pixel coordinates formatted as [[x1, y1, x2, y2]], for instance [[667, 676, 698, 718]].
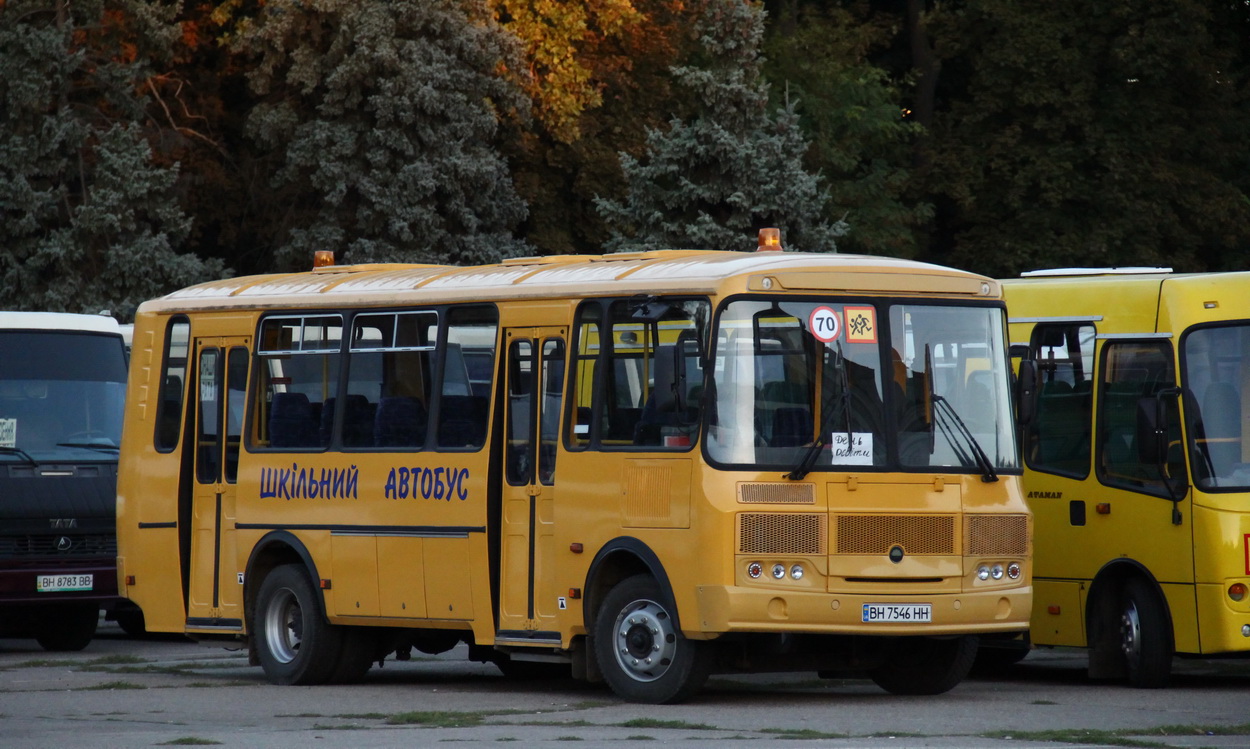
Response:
[[37, 574, 93, 593], [862, 603, 931, 623]]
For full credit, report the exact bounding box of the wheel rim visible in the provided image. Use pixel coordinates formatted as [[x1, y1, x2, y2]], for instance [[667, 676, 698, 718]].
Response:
[[264, 586, 303, 664], [1120, 598, 1142, 663], [611, 598, 677, 683]]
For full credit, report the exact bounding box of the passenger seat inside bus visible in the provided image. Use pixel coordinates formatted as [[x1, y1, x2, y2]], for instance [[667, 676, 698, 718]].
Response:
[[269, 392, 318, 448], [321, 394, 375, 448], [373, 396, 428, 447]]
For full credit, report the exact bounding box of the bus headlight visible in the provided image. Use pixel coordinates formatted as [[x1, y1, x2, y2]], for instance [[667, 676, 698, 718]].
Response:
[[977, 565, 991, 581], [991, 564, 1004, 580], [771, 564, 786, 580], [790, 564, 804, 580]]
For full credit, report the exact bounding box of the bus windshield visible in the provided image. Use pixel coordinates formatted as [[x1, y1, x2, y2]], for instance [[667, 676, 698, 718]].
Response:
[[0, 332, 127, 461], [706, 299, 1019, 474], [1184, 324, 1250, 491]]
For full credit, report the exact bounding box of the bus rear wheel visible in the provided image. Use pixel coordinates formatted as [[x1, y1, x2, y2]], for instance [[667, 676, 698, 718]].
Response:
[[1119, 578, 1171, 688], [593, 574, 711, 704], [255, 564, 343, 685], [870, 635, 978, 695]]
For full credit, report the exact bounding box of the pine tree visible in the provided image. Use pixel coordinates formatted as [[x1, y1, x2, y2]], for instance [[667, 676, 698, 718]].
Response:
[[235, 0, 533, 269], [596, 0, 844, 253], [0, 0, 226, 317]]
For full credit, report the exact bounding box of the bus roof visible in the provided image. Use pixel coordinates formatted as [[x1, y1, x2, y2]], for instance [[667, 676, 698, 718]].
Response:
[[140, 251, 998, 314], [1003, 270, 1250, 336], [0, 311, 122, 335], [1018, 267, 1173, 278]]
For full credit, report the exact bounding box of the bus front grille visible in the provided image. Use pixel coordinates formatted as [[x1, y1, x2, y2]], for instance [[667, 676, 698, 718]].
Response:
[[834, 515, 956, 555], [964, 514, 1030, 556], [737, 482, 815, 504], [737, 512, 826, 555]]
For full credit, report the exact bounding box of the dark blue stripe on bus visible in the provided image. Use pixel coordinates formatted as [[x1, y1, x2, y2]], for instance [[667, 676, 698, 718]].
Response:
[[234, 523, 485, 538]]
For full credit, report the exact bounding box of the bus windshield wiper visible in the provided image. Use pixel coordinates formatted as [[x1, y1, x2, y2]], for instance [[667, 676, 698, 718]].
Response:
[[56, 441, 120, 453], [787, 344, 851, 481], [931, 394, 998, 482], [0, 445, 38, 465]]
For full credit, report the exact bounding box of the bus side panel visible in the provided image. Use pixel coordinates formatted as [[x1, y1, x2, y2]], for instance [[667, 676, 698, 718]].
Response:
[[1030, 579, 1086, 647], [117, 317, 188, 633], [1190, 503, 1250, 654], [1160, 582, 1200, 654]]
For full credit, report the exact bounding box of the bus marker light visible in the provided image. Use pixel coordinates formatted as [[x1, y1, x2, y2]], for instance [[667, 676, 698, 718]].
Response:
[[313, 250, 335, 268], [1047, 605, 1061, 615], [320, 579, 332, 590], [125, 575, 136, 586], [757, 227, 782, 251], [1095, 503, 1111, 514], [1229, 583, 1247, 602], [568, 588, 582, 599], [569, 542, 583, 553]]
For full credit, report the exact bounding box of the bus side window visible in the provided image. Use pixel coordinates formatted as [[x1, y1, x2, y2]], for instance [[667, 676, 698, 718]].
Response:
[[1027, 323, 1095, 477], [436, 307, 497, 450], [1097, 340, 1179, 494], [568, 303, 602, 450], [154, 317, 190, 452], [253, 315, 342, 451]]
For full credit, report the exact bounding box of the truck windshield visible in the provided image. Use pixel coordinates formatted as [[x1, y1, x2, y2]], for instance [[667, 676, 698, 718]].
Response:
[[0, 332, 127, 461], [705, 299, 1019, 474]]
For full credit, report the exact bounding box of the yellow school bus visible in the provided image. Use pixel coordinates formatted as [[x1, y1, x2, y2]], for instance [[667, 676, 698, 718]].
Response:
[[1005, 269, 1250, 688], [117, 232, 1031, 703]]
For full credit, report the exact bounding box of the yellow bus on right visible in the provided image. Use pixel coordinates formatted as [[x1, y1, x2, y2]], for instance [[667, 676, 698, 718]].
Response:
[[1004, 268, 1250, 688]]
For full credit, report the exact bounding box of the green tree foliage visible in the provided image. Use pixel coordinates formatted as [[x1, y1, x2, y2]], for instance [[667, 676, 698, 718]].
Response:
[[762, 1, 931, 257], [0, 0, 226, 317], [232, 0, 532, 269], [919, 0, 1250, 276], [503, 0, 695, 256], [597, 0, 844, 252], [491, 0, 643, 144]]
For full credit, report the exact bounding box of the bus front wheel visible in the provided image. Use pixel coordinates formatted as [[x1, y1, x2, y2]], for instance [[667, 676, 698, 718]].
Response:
[[593, 575, 711, 704], [870, 635, 978, 695], [255, 564, 343, 685], [35, 603, 98, 652], [1119, 578, 1171, 688]]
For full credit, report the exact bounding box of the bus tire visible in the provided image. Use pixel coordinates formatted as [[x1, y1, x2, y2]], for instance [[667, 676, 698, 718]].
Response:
[[255, 564, 343, 685], [870, 635, 978, 695], [35, 603, 98, 652], [328, 627, 377, 684], [593, 574, 711, 704], [1119, 578, 1171, 688]]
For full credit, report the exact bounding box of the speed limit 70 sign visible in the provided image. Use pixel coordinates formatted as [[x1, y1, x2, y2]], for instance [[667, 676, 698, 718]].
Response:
[[809, 306, 841, 343]]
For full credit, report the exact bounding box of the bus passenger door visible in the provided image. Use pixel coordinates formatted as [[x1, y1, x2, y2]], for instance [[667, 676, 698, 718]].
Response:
[[185, 338, 249, 630], [497, 328, 566, 641]]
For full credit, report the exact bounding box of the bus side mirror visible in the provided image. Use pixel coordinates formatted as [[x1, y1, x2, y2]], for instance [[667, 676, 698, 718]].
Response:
[[1016, 359, 1038, 426], [1136, 388, 1181, 465], [653, 345, 685, 414]]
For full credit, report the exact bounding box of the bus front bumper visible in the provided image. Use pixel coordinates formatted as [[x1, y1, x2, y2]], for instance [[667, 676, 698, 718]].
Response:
[[694, 584, 1032, 637]]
